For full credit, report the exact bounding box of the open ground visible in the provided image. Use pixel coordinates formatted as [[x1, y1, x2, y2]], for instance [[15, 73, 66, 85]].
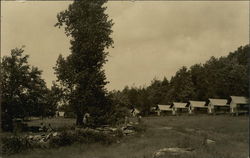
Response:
[[4, 115, 248, 158]]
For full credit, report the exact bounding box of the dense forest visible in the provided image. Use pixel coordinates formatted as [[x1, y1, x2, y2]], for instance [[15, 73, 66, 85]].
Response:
[[109, 45, 249, 115]]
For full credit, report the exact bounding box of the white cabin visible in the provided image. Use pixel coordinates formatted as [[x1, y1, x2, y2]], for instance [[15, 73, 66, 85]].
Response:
[[157, 104, 172, 116], [229, 96, 249, 115], [187, 101, 207, 114], [130, 108, 140, 117], [170, 102, 188, 115], [57, 111, 65, 117], [206, 98, 229, 114]]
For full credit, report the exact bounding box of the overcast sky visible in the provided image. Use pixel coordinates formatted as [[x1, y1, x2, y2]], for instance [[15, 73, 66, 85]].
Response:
[[1, 1, 249, 90]]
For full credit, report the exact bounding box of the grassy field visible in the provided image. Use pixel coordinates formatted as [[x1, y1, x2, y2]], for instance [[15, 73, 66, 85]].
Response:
[[26, 117, 76, 129], [5, 115, 249, 158]]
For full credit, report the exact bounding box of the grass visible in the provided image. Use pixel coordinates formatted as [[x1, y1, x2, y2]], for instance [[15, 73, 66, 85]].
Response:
[[3, 115, 249, 158], [26, 117, 76, 129]]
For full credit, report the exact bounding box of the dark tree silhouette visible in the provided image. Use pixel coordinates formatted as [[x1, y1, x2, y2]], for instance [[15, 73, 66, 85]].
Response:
[[54, 0, 114, 125]]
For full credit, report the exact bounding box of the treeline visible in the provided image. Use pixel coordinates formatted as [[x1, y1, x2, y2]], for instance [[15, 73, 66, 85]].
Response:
[[1, 45, 248, 130], [109, 45, 249, 115]]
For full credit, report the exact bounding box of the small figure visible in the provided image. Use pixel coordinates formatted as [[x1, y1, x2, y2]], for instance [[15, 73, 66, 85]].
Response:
[[83, 113, 90, 127], [157, 110, 161, 116], [39, 123, 46, 132], [138, 115, 142, 123], [47, 123, 53, 132]]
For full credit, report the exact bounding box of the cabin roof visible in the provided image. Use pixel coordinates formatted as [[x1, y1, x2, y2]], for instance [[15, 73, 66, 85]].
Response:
[[158, 105, 172, 111], [171, 102, 187, 108], [230, 96, 249, 104], [208, 98, 228, 106], [188, 101, 206, 108], [150, 106, 157, 111], [130, 108, 140, 113]]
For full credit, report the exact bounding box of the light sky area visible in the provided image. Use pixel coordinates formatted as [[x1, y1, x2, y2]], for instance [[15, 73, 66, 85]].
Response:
[[1, 1, 249, 90]]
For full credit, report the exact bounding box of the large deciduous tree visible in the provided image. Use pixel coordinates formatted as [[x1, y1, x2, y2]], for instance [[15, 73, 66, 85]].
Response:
[[1, 48, 50, 131], [54, 0, 113, 126]]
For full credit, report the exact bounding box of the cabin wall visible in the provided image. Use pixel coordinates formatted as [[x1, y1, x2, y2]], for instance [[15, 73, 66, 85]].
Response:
[[235, 104, 249, 115], [175, 108, 188, 115], [159, 110, 173, 116], [58, 112, 65, 117], [213, 105, 230, 114], [230, 99, 249, 114], [193, 107, 208, 114]]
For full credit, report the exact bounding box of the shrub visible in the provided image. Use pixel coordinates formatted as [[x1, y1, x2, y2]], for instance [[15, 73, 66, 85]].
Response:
[[114, 128, 124, 138], [64, 112, 76, 118], [75, 129, 116, 145], [49, 130, 76, 147], [49, 129, 116, 147], [28, 126, 40, 133], [2, 126, 126, 155], [106, 106, 130, 126], [12, 119, 29, 133], [2, 136, 31, 155]]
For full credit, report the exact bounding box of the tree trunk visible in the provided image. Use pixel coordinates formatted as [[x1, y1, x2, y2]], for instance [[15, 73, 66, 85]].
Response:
[[76, 114, 83, 126]]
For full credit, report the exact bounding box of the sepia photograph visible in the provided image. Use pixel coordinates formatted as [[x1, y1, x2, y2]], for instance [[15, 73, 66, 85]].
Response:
[[0, 0, 249, 157]]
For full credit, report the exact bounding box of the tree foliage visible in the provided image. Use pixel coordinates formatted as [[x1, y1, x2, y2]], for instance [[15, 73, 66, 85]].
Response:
[[54, 0, 114, 125], [1, 48, 54, 131], [111, 45, 249, 116]]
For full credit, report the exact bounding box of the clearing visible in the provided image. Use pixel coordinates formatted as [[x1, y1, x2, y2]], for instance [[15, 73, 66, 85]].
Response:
[[6, 115, 249, 158]]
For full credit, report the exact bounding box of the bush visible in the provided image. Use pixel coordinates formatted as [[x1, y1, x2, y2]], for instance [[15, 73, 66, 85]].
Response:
[[11, 119, 29, 133], [49, 130, 76, 147], [64, 112, 76, 118], [113, 128, 124, 138], [49, 129, 116, 147], [2, 136, 31, 154], [106, 106, 130, 126], [2, 126, 129, 155], [75, 129, 116, 145], [28, 126, 40, 133]]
